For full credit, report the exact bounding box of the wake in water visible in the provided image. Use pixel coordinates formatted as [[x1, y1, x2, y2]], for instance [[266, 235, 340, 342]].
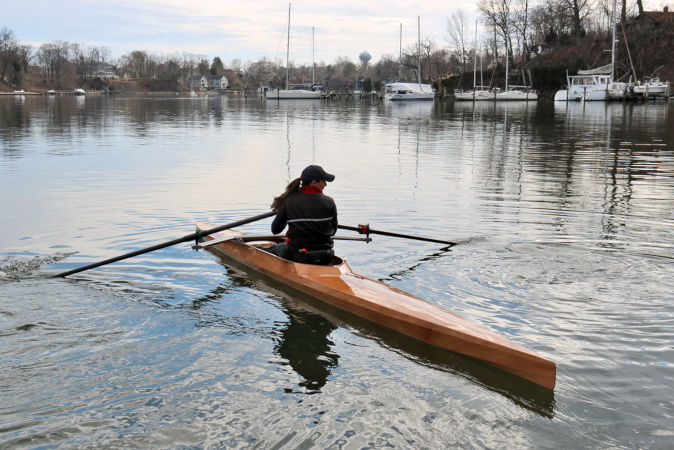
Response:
[[0, 253, 75, 281]]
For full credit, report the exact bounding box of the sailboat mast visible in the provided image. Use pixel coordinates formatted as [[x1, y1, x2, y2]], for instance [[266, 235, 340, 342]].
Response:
[[417, 16, 421, 86], [504, 22, 509, 92], [399, 23, 402, 81], [473, 20, 477, 89], [480, 52, 484, 87], [312, 26, 315, 85], [505, 39, 509, 91], [611, 0, 617, 79], [286, 3, 291, 90]]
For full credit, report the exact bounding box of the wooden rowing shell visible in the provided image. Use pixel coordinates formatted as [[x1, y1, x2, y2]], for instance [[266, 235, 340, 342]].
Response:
[[196, 225, 556, 389]]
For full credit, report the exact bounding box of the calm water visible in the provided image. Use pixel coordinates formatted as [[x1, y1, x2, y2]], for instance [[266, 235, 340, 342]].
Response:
[[1, 95, 673, 448]]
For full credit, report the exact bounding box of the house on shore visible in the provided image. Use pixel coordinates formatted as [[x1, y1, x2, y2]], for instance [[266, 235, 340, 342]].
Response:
[[208, 75, 229, 90], [95, 63, 118, 79], [189, 75, 208, 90], [625, 7, 674, 32], [188, 75, 229, 91]]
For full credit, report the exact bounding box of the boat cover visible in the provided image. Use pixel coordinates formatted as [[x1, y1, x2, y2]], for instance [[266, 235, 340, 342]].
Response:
[[577, 63, 613, 75]]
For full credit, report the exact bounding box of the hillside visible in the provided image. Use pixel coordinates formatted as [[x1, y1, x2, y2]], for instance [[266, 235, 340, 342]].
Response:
[[530, 20, 674, 96], [438, 19, 674, 98]]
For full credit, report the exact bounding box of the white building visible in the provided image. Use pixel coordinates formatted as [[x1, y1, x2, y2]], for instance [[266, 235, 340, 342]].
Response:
[[188, 75, 208, 90], [208, 75, 229, 90]]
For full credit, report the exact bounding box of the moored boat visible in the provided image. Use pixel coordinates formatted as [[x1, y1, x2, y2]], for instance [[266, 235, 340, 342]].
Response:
[[384, 17, 435, 101], [265, 5, 322, 100], [196, 225, 557, 389], [494, 86, 538, 101], [266, 87, 322, 99], [634, 78, 670, 98], [554, 69, 612, 101], [608, 81, 630, 100], [454, 87, 493, 101], [555, 0, 626, 102], [384, 82, 435, 101]]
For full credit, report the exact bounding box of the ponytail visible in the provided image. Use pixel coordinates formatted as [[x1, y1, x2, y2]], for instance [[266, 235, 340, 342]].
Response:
[[271, 177, 302, 211]]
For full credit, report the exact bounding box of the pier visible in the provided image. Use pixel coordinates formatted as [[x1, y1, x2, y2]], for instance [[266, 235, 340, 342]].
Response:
[[0, 90, 105, 96]]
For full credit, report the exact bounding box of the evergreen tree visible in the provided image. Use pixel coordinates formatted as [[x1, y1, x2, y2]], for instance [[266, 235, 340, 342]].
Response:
[[197, 59, 210, 75], [210, 57, 224, 76]]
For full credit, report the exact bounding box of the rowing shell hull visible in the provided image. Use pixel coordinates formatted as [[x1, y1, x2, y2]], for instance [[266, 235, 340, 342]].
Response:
[[197, 225, 556, 389]]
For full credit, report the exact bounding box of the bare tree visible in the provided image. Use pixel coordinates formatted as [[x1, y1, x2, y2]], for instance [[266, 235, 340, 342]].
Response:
[[229, 59, 243, 73], [0, 28, 18, 82], [401, 45, 420, 81], [511, 0, 532, 61], [373, 54, 399, 81], [333, 56, 357, 79], [446, 10, 469, 73], [84, 46, 111, 77], [0, 27, 31, 86], [180, 52, 202, 83], [119, 50, 150, 78], [37, 41, 72, 81], [420, 38, 437, 80], [246, 56, 277, 87], [635, 0, 644, 17], [479, 0, 512, 64], [553, 0, 593, 37], [429, 48, 453, 79]]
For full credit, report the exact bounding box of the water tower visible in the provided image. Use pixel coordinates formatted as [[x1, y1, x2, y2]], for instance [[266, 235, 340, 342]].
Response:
[[359, 51, 372, 69], [358, 51, 372, 91]]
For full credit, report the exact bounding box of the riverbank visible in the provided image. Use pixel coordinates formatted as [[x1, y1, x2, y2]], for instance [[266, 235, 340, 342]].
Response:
[[3, 22, 672, 99], [436, 22, 674, 98]]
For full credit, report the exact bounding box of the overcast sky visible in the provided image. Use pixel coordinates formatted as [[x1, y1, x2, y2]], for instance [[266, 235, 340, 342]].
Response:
[[5, 0, 670, 66]]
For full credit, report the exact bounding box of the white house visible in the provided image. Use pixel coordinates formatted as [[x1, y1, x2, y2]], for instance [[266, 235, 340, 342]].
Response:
[[188, 75, 208, 90], [208, 75, 229, 90], [95, 63, 117, 78]]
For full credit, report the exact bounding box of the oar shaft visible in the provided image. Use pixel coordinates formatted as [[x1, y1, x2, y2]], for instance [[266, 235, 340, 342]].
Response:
[[338, 224, 455, 246], [54, 211, 275, 278]]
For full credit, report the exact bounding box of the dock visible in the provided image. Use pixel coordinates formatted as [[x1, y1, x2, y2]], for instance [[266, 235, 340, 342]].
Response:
[[0, 90, 105, 96]]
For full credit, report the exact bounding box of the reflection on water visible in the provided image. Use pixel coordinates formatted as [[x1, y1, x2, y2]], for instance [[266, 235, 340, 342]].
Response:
[[1, 96, 673, 447], [213, 249, 557, 414], [275, 306, 339, 393], [190, 264, 339, 394]]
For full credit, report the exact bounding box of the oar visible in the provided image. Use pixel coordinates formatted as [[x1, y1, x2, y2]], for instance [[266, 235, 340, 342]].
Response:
[[338, 224, 456, 246], [53, 211, 276, 278]]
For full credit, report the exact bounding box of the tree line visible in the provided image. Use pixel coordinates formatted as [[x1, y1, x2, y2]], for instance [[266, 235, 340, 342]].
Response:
[[0, 25, 468, 92], [1, 1, 667, 92], [449, 0, 660, 79]]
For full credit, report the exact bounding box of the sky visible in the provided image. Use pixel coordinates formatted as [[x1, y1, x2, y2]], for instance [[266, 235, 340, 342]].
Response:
[[4, 0, 671, 66]]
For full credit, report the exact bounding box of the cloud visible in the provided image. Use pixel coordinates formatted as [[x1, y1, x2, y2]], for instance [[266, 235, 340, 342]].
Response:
[[7, 0, 665, 65]]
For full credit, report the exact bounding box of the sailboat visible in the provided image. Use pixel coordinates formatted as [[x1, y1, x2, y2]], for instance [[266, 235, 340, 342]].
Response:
[[266, 3, 322, 100], [493, 25, 538, 101], [385, 17, 435, 101], [455, 22, 492, 101]]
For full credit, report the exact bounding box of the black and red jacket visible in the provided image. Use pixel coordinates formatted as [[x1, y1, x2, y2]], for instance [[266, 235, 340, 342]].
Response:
[[271, 186, 337, 251]]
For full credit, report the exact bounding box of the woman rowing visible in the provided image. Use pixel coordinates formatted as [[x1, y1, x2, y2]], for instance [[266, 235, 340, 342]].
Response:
[[268, 165, 338, 265]]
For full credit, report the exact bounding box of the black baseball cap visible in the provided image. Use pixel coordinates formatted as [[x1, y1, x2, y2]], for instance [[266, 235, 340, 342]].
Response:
[[301, 165, 335, 184]]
